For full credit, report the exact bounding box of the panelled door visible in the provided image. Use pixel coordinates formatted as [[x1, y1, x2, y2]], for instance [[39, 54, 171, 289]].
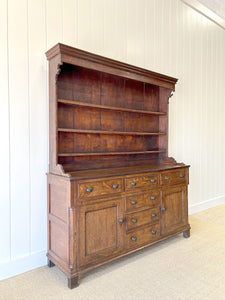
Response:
[[78, 198, 124, 267], [161, 186, 188, 236]]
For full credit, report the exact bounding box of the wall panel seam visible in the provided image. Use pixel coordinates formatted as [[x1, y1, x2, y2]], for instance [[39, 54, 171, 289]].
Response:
[[6, 0, 12, 262], [27, 0, 31, 255]]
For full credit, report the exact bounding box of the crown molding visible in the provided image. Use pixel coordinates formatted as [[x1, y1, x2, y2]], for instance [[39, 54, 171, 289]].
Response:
[[181, 0, 225, 30]]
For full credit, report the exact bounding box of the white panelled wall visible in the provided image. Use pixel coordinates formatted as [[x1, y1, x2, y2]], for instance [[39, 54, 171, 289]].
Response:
[[0, 0, 225, 280]]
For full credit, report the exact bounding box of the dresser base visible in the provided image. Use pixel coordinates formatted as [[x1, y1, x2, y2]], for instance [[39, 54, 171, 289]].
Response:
[[47, 224, 190, 289]]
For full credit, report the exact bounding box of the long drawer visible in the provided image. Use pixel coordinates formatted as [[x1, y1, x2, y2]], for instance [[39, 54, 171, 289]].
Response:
[[126, 207, 160, 231], [126, 224, 160, 249], [78, 178, 123, 199]]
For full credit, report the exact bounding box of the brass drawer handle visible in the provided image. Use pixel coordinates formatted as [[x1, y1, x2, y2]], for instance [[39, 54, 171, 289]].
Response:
[[131, 200, 137, 205], [113, 184, 119, 189], [131, 181, 136, 186], [132, 218, 138, 223], [119, 218, 124, 223], [161, 207, 166, 211], [152, 230, 156, 235], [86, 187, 93, 193], [151, 196, 156, 200], [151, 179, 156, 183], [180, 174, 185, 178], [165, 176, 170, 180], [131, 236, 137, 242], [152, 213, 157, 218]]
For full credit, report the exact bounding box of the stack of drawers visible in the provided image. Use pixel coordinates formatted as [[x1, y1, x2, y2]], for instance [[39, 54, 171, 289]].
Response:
[[125, 174, 160, 249]]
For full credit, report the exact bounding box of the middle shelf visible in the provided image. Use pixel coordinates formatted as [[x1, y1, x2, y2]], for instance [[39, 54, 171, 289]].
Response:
[[58, 99, 166, 116], [58, 128, 166, 136], [58, 150, 166, 157]]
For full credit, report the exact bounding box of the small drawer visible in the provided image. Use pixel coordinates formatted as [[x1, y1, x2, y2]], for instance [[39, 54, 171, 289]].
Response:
[[78, 178, 123, 199], [126, 207, 159, 231], [161, 169, 187, 186], [126, 224, 160, 248], [126, 192, 159, 212], [125, 174, 159, 191]]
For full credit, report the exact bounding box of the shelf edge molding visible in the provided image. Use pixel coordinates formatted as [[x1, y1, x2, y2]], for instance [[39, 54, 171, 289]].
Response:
[[58, 99, 167, 116], [58, 128, 166, 136], [58, 150, 166, 157]]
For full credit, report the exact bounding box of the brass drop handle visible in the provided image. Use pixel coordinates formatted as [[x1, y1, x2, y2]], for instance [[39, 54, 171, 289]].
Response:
[[152, 230, 156, 235], [119, 218, 124, 223], [152, 213, 157, 218], [86, 187, 93, 193], [131, 181, 136, 186], [180, 174, 185, 178], [161, 207, 166, 211], [165, 176, 170, 180], [131, 236, 137, 242], [113, 184, 119, 189], [151, 196, 156, 200], [131, 200, 137, 205], [151, 179, 156, 183], [132, 218, 138, 223]]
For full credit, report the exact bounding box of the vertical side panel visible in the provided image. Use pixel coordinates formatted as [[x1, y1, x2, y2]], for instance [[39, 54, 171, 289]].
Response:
[[0, 0, 10, 263], [77, 0, 92, 50], [134, 0, 145, 68], [91, 0, 104, 55], [28, 0, 48, 253], [126, 0, 137, 66], [8, 0, 30, 259], [145, 0, 156, 70], [46, 0, 63, 49], [62, 0, 77, 46], [114, 0, 127, 62], [103, 0, 116, 59], [47, 175, 70, 269]]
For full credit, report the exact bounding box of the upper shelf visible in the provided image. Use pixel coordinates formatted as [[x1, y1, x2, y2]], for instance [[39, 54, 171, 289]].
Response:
[[58, 128, 166, 136], [58, 99, 167, 116]]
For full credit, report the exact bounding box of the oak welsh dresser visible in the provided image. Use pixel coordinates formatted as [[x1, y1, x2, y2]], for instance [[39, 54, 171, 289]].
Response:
[[46, 43, 190, 289]]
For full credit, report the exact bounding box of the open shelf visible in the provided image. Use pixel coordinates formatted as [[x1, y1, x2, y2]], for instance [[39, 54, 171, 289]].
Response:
[[58, 128, 166, 136], [58, 150, 166, 157], [54, 62, 171, 171], [58, 99, 166, 116]]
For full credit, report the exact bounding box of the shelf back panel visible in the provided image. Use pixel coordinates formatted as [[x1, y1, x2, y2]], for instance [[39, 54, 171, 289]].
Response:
[[56, 63, 170, 172]]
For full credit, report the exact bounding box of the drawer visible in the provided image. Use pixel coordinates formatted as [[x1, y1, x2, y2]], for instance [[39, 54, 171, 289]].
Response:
[[78, 178, 123, 199], [125, 174, 159, 191], [126, 207, 160, 231], [161, 169, 187, 186], [126, 191, 159, 212], [126, 224, 160, 248]]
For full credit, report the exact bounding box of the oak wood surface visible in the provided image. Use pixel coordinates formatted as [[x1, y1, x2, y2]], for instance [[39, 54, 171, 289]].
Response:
[[46, 43, 189, 289], [126, 207, 160, 231], [58, 99, 167, 115], [126, 224, 160, 249], [78, 199, 124, 267], [126, 191, 160, 212]]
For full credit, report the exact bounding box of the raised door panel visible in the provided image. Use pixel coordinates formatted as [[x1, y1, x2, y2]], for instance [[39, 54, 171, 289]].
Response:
[[161, 186, 188, 236], [78, 199, 124, 267]]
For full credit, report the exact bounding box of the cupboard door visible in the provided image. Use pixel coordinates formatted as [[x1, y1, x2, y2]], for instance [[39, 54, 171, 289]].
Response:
[[161, 186, 188, 236], [79, 199, 124, 267]]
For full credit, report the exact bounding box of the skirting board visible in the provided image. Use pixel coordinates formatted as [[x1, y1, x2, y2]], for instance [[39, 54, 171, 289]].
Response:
[[0, 250, 47, 281], [189, 195, 225, 215]]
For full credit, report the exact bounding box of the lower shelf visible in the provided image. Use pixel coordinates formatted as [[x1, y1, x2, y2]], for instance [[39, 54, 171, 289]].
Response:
[[58, 150, 166, 157]]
